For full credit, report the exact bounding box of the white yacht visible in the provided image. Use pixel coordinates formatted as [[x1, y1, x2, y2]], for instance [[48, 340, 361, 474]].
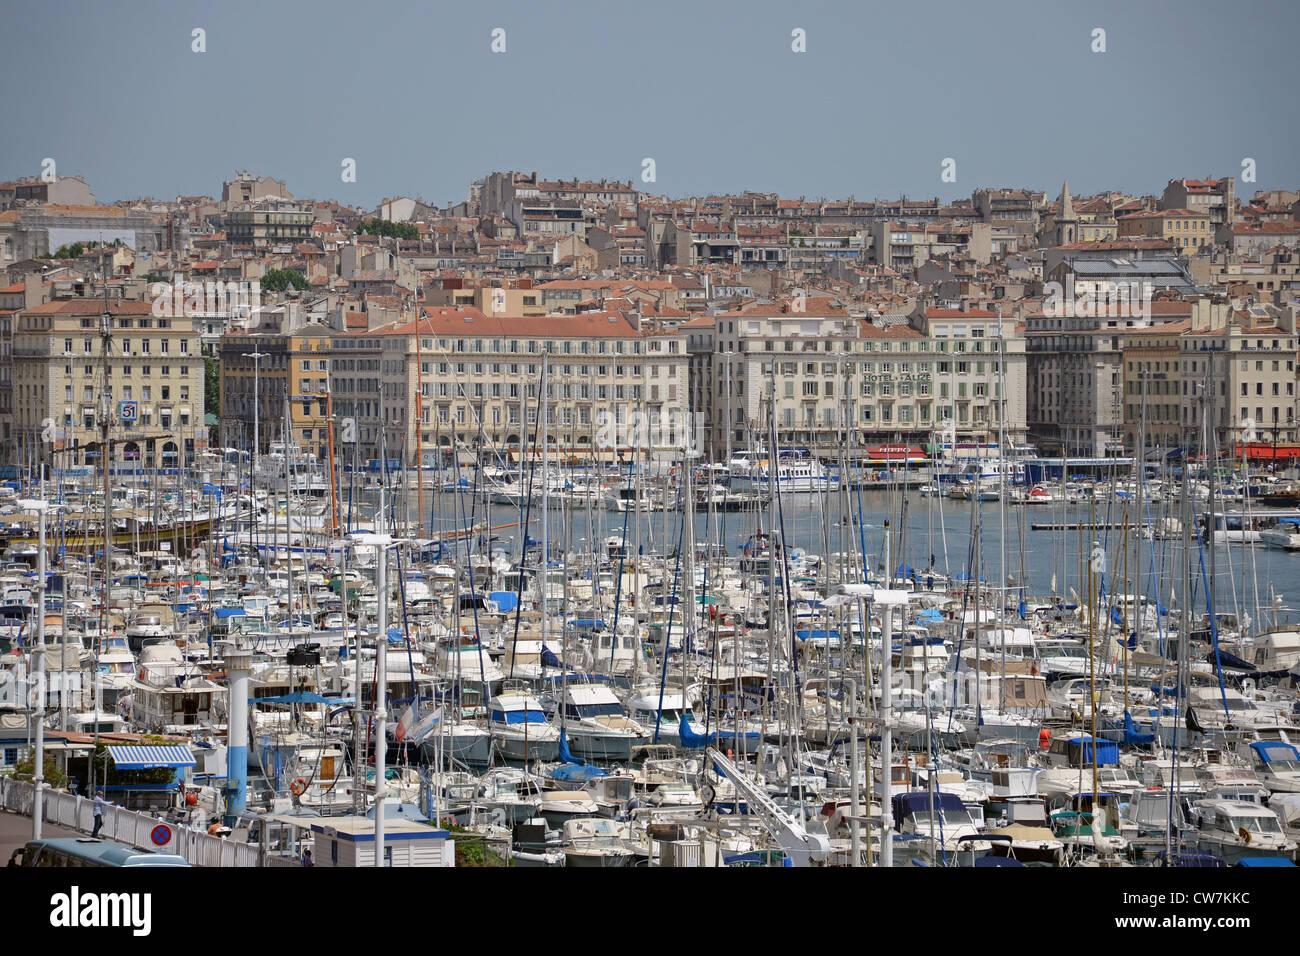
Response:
[[1191, 799, 1296, 864], [625, 690, 706, 749], [559, 683, 649, 761], [727, 453, 836, 493], [489, 692, 560, 762], [1259, 516, 1300, 550]]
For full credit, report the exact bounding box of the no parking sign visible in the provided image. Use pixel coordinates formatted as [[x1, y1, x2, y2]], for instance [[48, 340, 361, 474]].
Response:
[[150, 823, 172, 847]]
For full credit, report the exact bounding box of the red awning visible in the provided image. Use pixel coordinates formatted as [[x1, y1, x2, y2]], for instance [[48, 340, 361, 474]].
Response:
[[1232, 442, 1300, 461], [863, 445, 928, 461]]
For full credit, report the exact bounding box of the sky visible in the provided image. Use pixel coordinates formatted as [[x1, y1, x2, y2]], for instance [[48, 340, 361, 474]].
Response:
[[1, 0, 1297, 209]]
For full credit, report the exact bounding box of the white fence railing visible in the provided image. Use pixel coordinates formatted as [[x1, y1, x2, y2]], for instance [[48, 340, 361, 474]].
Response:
[[0, 777, 259, 867]]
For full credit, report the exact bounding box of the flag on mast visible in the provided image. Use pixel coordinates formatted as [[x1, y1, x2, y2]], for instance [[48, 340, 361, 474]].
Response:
[[395, 703, 416, 742]]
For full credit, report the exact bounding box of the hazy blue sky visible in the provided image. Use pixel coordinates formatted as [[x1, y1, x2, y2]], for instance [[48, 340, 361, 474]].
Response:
[[2, 0, 1296, 208]]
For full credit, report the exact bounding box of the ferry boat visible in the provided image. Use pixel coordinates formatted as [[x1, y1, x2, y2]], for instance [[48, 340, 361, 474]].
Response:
[[726, 450, 837, 493]]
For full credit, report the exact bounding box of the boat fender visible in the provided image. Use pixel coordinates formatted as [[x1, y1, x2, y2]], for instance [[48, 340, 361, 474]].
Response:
[[290, 778, 307, 796]]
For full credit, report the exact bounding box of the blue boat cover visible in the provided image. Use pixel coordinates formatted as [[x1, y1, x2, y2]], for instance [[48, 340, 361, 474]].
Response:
[[550, 762, 608, 784], [1121, 711, 1156, 747], [1155, 850, 1224, 867], [795, 629, 840, 642], [677, 713, 762, 749], [489, 590, 519, 613], [891, 791, 966, 828], [1209, 649, 1256, 672], [255, 691, 353, 705], [1250, 740, 1300, 763], [974, 856, 1023, 867], [1068, 737, 1119, 766], [1235, 857, 1296, 867], [557, 728, 584, 766]]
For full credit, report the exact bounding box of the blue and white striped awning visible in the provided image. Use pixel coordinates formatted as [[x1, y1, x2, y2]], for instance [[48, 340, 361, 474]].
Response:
[[106, 745, 197, 770]]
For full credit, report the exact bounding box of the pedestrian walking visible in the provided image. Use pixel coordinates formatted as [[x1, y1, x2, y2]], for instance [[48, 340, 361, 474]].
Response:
[[92, 790, 106, 838]]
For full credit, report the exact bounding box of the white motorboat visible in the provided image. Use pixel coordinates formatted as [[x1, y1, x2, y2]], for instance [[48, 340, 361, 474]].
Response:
[[489, 692, 560, 762]]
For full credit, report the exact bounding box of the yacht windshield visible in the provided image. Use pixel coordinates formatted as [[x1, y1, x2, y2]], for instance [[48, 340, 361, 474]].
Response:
[[1243, 816, 1282, 834], [568, 702, 623, 719]]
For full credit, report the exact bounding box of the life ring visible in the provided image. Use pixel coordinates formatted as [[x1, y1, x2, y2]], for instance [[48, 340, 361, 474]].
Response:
[[290, 778, 307, 796]]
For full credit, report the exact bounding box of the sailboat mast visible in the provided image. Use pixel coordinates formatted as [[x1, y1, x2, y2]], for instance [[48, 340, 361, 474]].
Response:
[[416, 321, 424, 537], [91, 266, 114, 797]]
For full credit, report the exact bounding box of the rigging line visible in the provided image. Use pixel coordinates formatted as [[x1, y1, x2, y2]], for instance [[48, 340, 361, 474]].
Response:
[[608, 451, 636, 677], [945, 485, 981, 728], [652, 506, 687, 745], [507, 387, 543, 681], [1193, 514, 1231, 719], [379, 440, 420, 723], [452, 447, 492, 724]]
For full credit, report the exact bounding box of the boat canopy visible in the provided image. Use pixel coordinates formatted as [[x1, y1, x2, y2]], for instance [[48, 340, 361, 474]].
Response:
[[1155, 850, 1225, 867], [1250, 740, 1300, 763], [891, 791, 968, 828], [1234, 858, 1296, 867], [1065, 737, 1119, 766]]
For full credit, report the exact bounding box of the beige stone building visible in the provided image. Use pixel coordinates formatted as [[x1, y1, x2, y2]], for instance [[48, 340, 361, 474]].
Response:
[[12, 299, 204, 468], [1026, 301, 1193, 457], [1120, 319, 1189, 450], [1179, 306, 1298, 450], [1117, 209, 1212, 257], [328, 307, 690, 464], [710, 299, 1027, 455], [219, 325, 333, 461]]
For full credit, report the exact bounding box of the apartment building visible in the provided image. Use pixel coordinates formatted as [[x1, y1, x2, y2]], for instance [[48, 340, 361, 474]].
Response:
[[225, 200, 314, 245], [1209, 249, 1300, 300], [12, 176, 96, 206], [222, 172, 293, 208], [972, 188, 1039, 239], [918, 308, 1028, 450], [218, 325, 332, 460], [1116, 209, 1212, 256], [682, 315, 716, 456], [11, 299, 204, 467], [1160, 177, 1235, 228], [1026, 301, 1193, 457], [710, 300, 1026, 454], [1120, 319, 1190, 450], [423, 283, 546, 316], [329, 308, 689, 463], [1180, 309, 1298, 450], [1216, 221, 1300, 256]]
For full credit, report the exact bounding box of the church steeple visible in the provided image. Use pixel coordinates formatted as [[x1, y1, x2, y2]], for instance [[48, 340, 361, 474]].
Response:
[[1056, 181, 1078, 245], [1059, 181, 1075, 222]]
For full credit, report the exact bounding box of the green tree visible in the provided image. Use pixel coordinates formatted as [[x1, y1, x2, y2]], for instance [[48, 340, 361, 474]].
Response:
[[13, 753, 68, 790], [357, 219, 418, 241], [260, 268, 309, 293]]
